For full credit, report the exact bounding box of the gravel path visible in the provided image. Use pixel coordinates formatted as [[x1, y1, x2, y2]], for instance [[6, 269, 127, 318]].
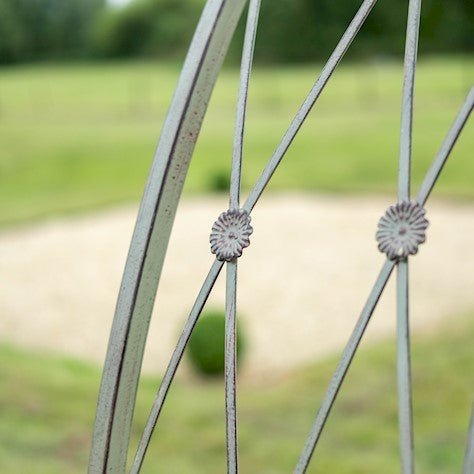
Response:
[[1, 194, 473, 377]]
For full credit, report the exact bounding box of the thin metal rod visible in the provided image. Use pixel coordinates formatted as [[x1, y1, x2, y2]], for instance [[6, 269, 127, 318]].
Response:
[[397, 0, 421, 203], [463, 403, 474, 474], [130, 259, 224, 474], [416, 87, 474, 206], [225, 260, 239, 473], [395, 3, 421, 470], [230, 0, 261, 209], [243, 0, 378, 213], [295, 259, 396, 473], [224, 3, 261, 470], [397, 260, 415, 474]]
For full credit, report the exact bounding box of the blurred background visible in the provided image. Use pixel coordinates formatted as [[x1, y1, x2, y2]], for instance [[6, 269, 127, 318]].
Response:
[[0, 0, 473, 472]]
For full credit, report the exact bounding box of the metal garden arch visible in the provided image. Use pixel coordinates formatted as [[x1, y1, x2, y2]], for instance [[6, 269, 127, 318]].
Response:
[[88, 0, 474, 472]]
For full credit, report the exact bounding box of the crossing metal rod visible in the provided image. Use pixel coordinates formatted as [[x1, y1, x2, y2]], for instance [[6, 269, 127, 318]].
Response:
[[295, 259, 396, 473], [130, 259, 224, 473], [243, 0, 379, 213], [295, 87, 473, 471], [416, 87, 474, 207]]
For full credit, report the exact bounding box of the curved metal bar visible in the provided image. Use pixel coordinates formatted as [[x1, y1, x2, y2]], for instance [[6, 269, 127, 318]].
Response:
[[295, 259, 396, 473], [88, 1, 247, 472], [243, 0, 379, 213], [130, 259, 224, 473], [416, 87, 474, 207]]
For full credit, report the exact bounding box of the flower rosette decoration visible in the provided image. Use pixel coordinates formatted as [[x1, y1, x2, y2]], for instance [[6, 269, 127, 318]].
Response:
[[376, 201, 429, 260], [210, 208, 253, 262]]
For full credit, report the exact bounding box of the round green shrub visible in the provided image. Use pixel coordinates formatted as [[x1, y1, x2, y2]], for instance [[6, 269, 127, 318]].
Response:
[[208, 170, 230, 193], [188, 310, 245, 376]]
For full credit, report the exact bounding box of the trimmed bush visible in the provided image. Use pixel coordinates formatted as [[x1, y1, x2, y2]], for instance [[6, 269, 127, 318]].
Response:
[[188, 310, 245, 376], [208, 170, 230, 193]]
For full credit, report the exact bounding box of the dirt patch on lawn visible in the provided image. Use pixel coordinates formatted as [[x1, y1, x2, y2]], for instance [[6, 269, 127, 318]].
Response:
[[1, 194, 473, 377]]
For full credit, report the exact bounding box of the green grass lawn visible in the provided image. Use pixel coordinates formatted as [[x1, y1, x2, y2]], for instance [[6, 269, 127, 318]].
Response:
[[1, 311, 473, 473], [0, 56, 473, 227]]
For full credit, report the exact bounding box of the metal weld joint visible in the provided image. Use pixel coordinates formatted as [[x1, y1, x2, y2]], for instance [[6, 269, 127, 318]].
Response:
[[376, 201, 429, 260], [210, 208, 253, 261]]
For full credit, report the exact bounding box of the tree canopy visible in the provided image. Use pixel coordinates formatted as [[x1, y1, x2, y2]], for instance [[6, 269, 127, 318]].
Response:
[[0, 0, 472, 64]]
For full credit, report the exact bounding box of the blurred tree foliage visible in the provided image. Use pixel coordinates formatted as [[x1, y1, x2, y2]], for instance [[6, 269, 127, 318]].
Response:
[[0, 0, 105, 63], [92, 0, 202, 58], [232, 0, 474, 62], [0, 0, 472, 64]]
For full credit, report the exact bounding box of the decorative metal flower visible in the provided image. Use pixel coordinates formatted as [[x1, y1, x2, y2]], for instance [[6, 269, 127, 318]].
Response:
[[376, 201, 429, 260], [210, 208, 253, 261]]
